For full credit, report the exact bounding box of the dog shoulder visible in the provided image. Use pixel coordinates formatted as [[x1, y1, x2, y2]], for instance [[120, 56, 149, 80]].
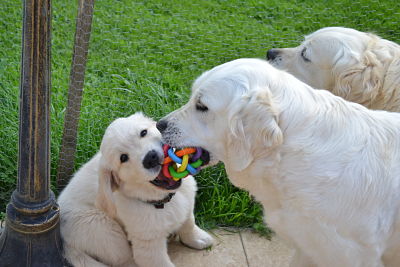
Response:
[[58, 152, 102, 209]]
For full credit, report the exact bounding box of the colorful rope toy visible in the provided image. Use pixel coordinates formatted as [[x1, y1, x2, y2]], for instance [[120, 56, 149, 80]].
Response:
[[162, 144, 204, 181]]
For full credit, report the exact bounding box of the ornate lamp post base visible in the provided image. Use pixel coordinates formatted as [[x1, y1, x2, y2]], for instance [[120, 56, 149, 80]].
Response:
[[0, 192, 69, 266]]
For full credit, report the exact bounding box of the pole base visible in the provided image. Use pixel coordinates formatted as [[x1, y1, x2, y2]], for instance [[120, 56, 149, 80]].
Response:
[[0, 191, 71, 266]]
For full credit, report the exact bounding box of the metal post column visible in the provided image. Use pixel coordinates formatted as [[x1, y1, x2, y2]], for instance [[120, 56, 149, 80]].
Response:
[[0, 0, 68, 265]]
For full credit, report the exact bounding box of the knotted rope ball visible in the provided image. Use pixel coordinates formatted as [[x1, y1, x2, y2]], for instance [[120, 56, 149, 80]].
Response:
[[162, 144, 204, 181]]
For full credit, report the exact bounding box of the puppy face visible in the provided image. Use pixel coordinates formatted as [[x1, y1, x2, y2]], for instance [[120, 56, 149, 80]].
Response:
[[267, 27, 381, 103], [158, 59, 283, 172], [96, 113, 181, 217]]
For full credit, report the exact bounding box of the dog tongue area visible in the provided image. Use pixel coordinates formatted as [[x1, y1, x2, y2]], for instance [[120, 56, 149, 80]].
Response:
[[150, 170, 182, 190]]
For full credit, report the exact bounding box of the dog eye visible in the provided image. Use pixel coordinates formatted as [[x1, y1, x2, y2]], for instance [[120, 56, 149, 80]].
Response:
[[301, 48, 311, 62], [196, 101, 208, 112], [120, 154, 129, 163], [140, 129, 147, 137]]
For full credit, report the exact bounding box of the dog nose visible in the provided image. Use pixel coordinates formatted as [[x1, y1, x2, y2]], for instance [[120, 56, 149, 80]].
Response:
[[143, 150, 160, 169], [266, 49, 280, 60], [156, 120, 168, 133]]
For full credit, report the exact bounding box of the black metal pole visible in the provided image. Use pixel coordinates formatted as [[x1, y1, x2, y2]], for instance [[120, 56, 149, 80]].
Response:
[[0, 0, 67, 266]]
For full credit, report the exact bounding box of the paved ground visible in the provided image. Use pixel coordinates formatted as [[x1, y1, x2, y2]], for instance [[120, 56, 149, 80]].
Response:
[[0, 222, 294, 266], [169, 228, 295, 267]]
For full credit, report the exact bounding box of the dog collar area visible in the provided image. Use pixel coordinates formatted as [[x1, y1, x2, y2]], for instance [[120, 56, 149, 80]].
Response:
[[146, 193, 175, 209]]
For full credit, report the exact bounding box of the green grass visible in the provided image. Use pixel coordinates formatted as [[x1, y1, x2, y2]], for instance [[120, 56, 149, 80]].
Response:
[[1, 0, 399, 235]]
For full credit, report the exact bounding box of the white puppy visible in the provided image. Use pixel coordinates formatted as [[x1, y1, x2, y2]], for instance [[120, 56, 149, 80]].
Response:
[[267, 27, 400, 111], [58, 113, 213, 267], [157, 59, 400, 267]]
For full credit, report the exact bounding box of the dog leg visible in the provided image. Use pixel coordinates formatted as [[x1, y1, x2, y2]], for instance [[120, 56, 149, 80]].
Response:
[[177, 213, 214, 249], [63, 244, 109, 267], [61, 211, 133, 267], [302, 241, 384, 267], [130, 238, 174, 267]]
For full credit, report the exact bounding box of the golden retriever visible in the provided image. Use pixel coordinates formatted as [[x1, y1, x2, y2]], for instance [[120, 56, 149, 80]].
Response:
[[58, 113, 213, 267], [157, 58, 400, 267], [267, 27, 400, 111]]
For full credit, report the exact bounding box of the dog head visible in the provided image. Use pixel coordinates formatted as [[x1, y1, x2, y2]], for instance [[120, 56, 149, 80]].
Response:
[[157, 59, 283, 172], [95, 113, 181, 217], [267, 27, 385, 107]]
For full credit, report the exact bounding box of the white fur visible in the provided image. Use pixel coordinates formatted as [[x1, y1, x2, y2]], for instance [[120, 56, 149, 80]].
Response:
[[159, 58, 400, 267], [268, 27, 400, 111], [58, 113, 213, 267]]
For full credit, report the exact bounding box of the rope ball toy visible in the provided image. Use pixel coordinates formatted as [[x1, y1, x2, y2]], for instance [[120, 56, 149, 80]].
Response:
[[162, 144, 205, 181]]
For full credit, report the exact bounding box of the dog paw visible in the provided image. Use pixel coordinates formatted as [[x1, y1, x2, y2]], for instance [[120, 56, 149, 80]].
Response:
[[179, 226, 214, 250]]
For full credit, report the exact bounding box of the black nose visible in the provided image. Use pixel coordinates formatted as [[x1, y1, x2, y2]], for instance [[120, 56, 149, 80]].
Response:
[[266, 49, 280, 60], [143, 150, 160, 169], [156, 120, 168, 133]]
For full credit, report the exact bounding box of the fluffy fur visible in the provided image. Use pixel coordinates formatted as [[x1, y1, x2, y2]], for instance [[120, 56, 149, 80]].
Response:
[[158, 58, 400, 267], [267, 27, 400, 111], [58, 113, 213, 267]]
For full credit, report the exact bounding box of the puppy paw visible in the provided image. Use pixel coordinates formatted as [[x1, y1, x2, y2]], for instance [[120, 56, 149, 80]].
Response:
[[179, 226, 214, 250]]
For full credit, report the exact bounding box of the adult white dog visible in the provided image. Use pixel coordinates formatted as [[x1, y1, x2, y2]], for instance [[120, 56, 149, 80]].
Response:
[[157, 58, 400, 267], [267, 27, 400, 111], [58, 113, 213, 267]]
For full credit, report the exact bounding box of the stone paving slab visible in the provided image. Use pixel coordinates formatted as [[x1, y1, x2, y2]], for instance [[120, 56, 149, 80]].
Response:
[[240, 230, 294, 267], [169, 228, 294, 267], [169, 228, 248, 267]]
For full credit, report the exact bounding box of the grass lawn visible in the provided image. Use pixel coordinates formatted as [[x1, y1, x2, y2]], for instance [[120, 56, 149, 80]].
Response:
[[1, 0, 399, 233]]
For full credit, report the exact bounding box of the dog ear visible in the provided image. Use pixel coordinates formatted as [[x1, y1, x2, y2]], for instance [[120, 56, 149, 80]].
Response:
[[95, 164, 120, 218], [333, 47, 383, 106], [227, 88, 283, 172], [227, 104, 253, 172]]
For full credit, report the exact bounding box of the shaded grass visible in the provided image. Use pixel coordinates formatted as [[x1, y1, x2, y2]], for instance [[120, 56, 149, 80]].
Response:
[[1, 0, 399, 235]]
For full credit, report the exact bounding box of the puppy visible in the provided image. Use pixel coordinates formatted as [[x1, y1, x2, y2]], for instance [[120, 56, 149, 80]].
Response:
[[157, 58, 400, 267], [58, 113, 213, 267], [267, 27, 400, 111]]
